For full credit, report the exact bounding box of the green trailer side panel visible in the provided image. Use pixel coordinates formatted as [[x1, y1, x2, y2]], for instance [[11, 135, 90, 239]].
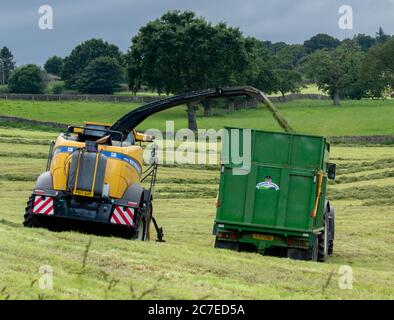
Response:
[[217, 127, 329, 235], [290, 135, 324, 169], [253, 131, 291, 164], [219, 169, 248, 223], [253, 166, 281, 226], [285, 174, 314, 230]]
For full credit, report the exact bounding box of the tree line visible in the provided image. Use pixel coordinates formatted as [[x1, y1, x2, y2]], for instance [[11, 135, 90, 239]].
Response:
[[2, 11, 394, 110]]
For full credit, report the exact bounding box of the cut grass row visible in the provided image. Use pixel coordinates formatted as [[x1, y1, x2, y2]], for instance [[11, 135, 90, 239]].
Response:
[[0, 128, 392, 299], [0, 191, 392, 299], [0, 138, 392, 187]]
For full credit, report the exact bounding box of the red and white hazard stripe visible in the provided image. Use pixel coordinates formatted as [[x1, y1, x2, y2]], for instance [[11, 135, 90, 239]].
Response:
[[33, 196, 54, 215], [110, 206, 134, 226]]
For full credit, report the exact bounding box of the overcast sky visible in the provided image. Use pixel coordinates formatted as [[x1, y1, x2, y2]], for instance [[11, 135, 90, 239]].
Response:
[[1, 0, 394, 66]]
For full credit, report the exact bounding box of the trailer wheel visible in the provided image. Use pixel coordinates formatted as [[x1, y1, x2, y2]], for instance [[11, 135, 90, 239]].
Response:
[[311, 236, 319, 261], [23, 195, 40, 228], [328, 206, 335, 255], [317, 214, 329, 262]]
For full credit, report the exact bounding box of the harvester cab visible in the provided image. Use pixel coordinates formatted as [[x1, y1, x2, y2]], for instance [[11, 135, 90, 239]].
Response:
[[25, 120, 161, 241], [67, 122, 154, 145], [24, 86, 291, 243]]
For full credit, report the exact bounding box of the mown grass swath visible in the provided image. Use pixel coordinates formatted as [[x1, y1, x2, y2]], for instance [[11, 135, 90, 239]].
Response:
[[0, 126, 393, 299]]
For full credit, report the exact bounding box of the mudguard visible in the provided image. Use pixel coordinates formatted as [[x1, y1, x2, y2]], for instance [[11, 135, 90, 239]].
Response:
[[122, 183, 144, 204], [35, 171, 53, 190]]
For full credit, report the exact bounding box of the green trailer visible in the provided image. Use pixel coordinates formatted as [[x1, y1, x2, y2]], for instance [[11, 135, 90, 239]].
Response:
[[213, 127, 336, 262]]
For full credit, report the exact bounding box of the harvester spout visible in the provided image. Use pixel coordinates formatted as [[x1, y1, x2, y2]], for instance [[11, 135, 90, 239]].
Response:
[[110, 86, 294, 136]]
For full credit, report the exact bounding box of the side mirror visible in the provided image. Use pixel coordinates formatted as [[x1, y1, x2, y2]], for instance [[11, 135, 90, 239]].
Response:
[[327, 163, 336, 180]]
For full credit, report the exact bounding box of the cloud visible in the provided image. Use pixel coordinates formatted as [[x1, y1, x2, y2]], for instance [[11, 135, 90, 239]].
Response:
[[1, 0, 393, 65]]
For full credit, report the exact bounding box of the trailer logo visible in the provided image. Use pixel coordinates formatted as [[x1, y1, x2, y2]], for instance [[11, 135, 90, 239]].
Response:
[[256, 176, 280, 191]]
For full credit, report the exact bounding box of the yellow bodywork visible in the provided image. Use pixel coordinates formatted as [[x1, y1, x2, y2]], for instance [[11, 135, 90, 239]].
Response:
[[50, 134, 143, 199], [84, 121, 112, 127]]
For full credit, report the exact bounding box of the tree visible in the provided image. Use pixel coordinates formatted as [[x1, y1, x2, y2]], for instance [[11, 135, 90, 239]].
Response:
[[62, 38, 123, 89], [375, 27, 390, 44], [273, 69, 303, 100], [75, 57, 123, 94], [303, 33, 340, 54], [353, 33, 376, 51], [270, 44, 305, 100], [126, 10, 250, 130], [371, 37, 394, 89], [275, 44, 307, 69], [44, 56, 64, 76], [242, 37, 277, 94], [303, 42, 364, 105], [261, 41, 288, 54], [360, 37, 394, 97], [8, 64, 45, 94], [0, 46, 16, 84]]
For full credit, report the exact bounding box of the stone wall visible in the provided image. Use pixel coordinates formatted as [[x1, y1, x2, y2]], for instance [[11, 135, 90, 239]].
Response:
[[0, 93, 159, 103], [0, 92, 328, 104]]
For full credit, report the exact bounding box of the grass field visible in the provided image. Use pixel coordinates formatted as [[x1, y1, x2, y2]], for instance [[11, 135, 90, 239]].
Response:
[[0, 126, 393, 299], [0, 98, 394, 136]]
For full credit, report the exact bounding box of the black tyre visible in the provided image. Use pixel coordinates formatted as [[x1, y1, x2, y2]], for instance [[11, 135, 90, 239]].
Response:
[[135, 201, 152, 241], [135, 216, 147, 241], [307, 235, 319, 261], [145, 202, 152, 241], [328, 206, 335, 255], [23, 195, 40, 228], [328, 240, 334, 255], [317, 213, 329, 262]]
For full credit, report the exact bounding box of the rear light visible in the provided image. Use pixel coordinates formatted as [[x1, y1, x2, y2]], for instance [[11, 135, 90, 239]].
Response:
[[218, 231, 237, 240], [127, 201, 138, 207], [34, 189, 58, 196]]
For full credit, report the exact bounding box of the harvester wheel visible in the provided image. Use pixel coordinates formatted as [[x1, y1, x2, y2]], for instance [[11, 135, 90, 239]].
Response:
[[23, 195, 40, 228], [135, 202, 152, 241], [145, 202, 152, 241], [136, 217, 147, 241]]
